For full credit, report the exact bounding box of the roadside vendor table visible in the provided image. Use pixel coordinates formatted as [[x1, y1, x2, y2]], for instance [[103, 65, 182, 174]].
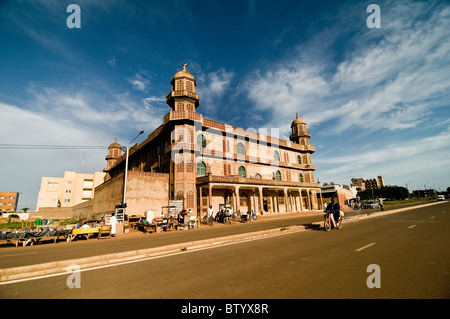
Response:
[[0, 230, 72, 247], [134, 223, 157, 233], [67, 227, 101, 242], [98, 225, 112, 239]]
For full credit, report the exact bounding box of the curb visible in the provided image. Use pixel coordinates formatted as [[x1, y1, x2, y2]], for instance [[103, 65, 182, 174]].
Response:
[[0, 225, 308, 283]]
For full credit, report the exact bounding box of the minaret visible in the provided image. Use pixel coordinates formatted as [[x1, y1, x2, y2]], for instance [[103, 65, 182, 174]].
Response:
[[104, 138, 122, 172], [166, 63, 200, 112], [290, 113, 311, 145]]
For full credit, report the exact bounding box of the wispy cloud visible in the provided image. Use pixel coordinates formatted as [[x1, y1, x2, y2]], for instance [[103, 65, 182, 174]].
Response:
[[197, 68, 234, 113], [22, 81, 167, 139], [128, 72, 151, 92], [241, 0, 450, 188], [245, 1, 450, 136], [315, 126, 450, 188]]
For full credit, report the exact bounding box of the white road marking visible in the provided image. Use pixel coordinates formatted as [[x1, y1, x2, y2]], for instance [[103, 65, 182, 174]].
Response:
[[0, 252, 37, 258], [355, 242, 376, 252]]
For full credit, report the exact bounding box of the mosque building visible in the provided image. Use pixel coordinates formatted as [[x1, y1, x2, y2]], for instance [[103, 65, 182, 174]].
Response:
[[86, 64, 322, 219]]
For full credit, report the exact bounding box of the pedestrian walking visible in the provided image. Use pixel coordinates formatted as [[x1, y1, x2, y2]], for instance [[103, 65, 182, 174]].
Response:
[[378, 197, 384, 211]]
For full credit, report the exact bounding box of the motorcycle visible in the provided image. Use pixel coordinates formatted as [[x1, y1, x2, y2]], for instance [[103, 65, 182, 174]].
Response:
[[324, 210, 343, 231]]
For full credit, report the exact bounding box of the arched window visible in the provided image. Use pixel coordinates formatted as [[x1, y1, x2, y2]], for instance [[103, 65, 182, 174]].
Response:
[[297, 155, 302, 164], [299, 173, 304, 182], [237, 142, 245, 155], [238, 166, 246, 178], [275, 170, 282, 181], [186, 81, 193, 92], [176, 80, 184, 91], [187, 191, 194, 208], [196, 161, 206, 176], [197, 134, 206, 148], [274, 150, 280, 161]]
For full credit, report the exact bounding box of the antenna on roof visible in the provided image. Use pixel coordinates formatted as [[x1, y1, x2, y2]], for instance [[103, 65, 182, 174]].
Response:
[[81, 151, 86, 173]]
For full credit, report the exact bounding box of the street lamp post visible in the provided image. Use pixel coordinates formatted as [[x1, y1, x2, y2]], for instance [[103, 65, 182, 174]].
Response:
[[123, 131, 144, 209], [406, 181, 412, 196]]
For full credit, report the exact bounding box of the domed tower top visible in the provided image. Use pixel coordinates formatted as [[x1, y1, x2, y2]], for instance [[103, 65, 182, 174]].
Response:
[[172, 63, 196, 84], [290, 113, 311, 145], [104, 138, 122, 172], [166, 63, 200, 111]]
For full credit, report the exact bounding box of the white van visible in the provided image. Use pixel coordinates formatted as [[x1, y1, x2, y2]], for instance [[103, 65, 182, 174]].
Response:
[[437, 195, 445, 201]]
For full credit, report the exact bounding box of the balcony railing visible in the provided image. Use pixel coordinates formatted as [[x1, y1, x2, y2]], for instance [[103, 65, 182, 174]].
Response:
[[166, 90, 199, 102], [196, 174, 320, 188], [163, 110, 202, 124]]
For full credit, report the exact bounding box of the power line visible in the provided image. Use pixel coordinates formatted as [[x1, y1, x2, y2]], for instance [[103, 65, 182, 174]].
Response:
[[0, 144, 106, 150]]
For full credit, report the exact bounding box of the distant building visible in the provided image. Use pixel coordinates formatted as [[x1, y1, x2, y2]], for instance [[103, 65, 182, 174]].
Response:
[[412, 189, 437, 198], [321, 183, 357, 209], [0, 192, 19, 213], [350, 178, 366, 192], [351, 176, 386, 192], [36, 171, 105, 210]]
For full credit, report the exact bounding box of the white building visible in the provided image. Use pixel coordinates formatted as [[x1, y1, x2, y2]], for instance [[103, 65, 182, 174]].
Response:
[[36, 171, 105, 210]]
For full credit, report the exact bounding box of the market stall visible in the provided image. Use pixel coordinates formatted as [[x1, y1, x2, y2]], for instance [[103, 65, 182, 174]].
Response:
[[0, 229, 72, 247]]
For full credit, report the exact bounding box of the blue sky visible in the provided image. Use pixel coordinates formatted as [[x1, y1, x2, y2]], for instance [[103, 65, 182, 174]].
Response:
[[1, 0, 449, 210]]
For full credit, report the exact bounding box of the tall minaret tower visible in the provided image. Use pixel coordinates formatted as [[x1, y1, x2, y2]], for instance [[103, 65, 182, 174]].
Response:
[[166, 63, 200, 112], [104, 138, 122, 180], [290, 113, 311, 146]]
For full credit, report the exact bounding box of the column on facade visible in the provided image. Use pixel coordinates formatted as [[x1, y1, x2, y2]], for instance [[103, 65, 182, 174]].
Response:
[[231, 191, 235, 212], [306, 189, 311, 210], [283, 188, 288, 213], [258, 187, 264, 215], [273, 191, 276, 213], [299, 188, 303, 212], [208, 184, 212, 210], [289, 191, 297, 211], [198, 187, 202, 217], [319, 189, 324, 210], [194, 186, 198, 218], [275, 189, 280, 213], [235, 185, 240, 212]]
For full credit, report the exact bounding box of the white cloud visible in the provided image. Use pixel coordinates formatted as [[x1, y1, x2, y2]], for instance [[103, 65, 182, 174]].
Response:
[[315, 126, 450, 189], [107, 56, 117, 67], [128, 72, 151, 92], [197, 68, 234, 112], [0, 102, 110, 210], [245, 1, 450, 135], [241, 0, 450, 189]]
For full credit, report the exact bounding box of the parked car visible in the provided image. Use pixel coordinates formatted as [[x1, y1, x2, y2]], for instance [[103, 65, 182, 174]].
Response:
[[362, 200, 380, 209], [437, 195, 445, 201]]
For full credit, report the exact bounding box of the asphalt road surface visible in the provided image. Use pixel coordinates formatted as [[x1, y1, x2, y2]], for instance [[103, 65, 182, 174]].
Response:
[[1, 201, 449, 301]]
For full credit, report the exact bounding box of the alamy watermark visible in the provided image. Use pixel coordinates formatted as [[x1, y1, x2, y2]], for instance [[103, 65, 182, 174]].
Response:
[[66, 264, 81, 288], [66, 4, 81, 29], [366, 264, 381, 288], [366, 4, 381, 29]]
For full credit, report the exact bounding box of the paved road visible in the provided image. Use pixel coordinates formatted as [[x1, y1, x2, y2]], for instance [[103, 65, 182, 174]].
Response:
[[0, 201, 430, 269], [1, 201, 449, 301]]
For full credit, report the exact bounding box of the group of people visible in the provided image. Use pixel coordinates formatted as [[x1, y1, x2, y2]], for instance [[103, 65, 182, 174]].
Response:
[[207, 205, 256, 222]]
